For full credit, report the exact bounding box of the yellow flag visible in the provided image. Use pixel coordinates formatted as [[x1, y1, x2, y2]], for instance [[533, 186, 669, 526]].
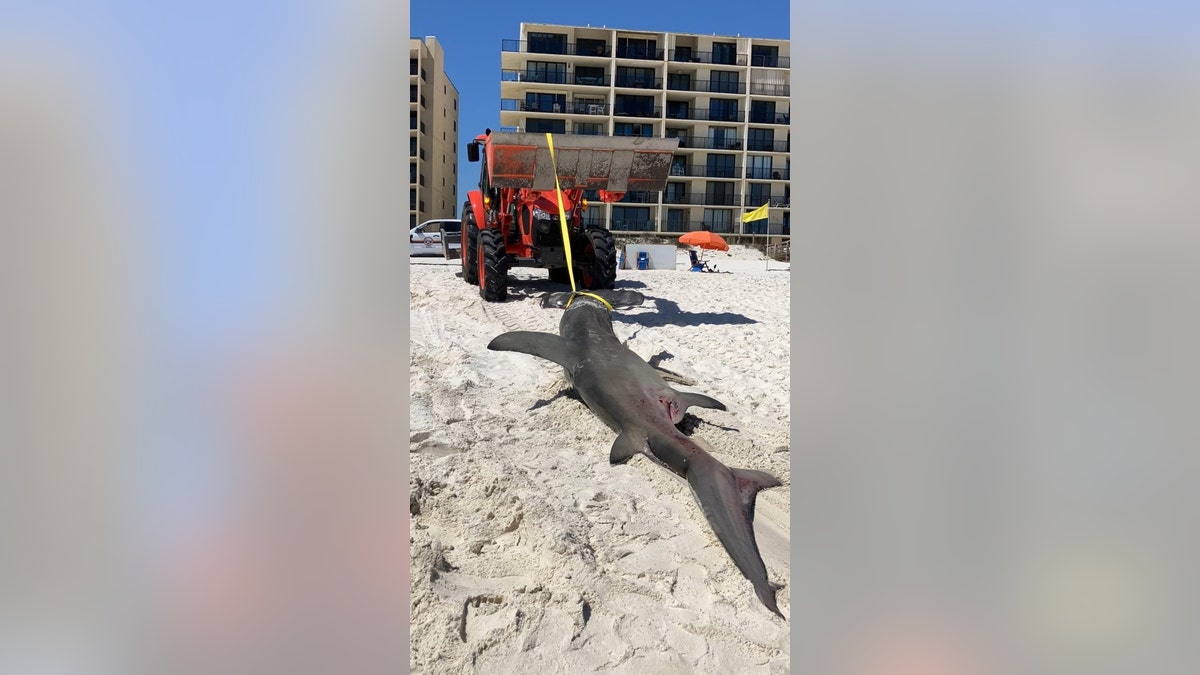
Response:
[[741, 202, 769, 223]]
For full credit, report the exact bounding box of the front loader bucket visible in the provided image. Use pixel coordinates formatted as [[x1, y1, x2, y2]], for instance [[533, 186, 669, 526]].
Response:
[[485, 132, 680, 192]]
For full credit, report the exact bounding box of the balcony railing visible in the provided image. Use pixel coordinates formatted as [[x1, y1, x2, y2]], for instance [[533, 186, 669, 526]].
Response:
[[744, 168, 790, 180], [746, 139, 790, 153], [615, 46, 665, 61], [750, 55, 791, 68], [664, 108, 745, 123], [749, 83, 791, 97], [610, 219, 656, 232], [705, 221, 737, 234], [667, 50, 747, 66], [668, 135, 744, 151], [742, 220, 790, 235], [581, 215, 607, 229], [501, 39, 612, 57], [669, 165, 743, 178], [501, 99, 612, 115], [501, 70, 612, 87], [749, 112, 790, 125], [614, 76, 663, 90], [617, 191, 661, 204], [744, 195, 790, 208], [613, 106, 663, 119], [661, 193, 742, 206], [665, 79, 747, 94]]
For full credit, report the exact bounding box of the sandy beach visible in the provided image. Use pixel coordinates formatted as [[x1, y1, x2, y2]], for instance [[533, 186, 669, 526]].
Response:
[[409, 245, 791, 673]]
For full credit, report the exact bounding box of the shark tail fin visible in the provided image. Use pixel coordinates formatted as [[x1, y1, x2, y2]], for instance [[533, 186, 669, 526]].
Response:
[[487, 331, 578, 369], [683, 452, 786, 619]]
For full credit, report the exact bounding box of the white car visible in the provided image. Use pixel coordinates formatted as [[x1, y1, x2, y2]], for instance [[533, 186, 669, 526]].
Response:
[[410, 219, 460, 257]]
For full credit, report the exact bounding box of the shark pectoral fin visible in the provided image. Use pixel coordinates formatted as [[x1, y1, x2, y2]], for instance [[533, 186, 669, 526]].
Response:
[[487, 331, 578, 369], [609, 429, 647, 465], [678, 391, 727, 412]]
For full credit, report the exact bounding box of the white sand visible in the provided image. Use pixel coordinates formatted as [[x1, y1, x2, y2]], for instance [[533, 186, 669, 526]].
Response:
[[409, 245, 791, 674]]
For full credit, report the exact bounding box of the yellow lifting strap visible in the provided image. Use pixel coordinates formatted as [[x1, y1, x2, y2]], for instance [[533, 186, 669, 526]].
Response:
[[545, 132, 614, 312]]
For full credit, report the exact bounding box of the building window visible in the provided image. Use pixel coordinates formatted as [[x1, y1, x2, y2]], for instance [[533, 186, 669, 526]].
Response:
[[706, 154, 735, 178], [666, 209, 686, 232], [420, 174, 425, 186], [671, 45, 693, 62], [525, 92, 566, 112], [577, 37, 608, 56], [410, 163, 416, 183], [614, 122, 653, 137], [528, 32, 568, 54], [703, 208, 733, 232], [705, 181, 735, 206], [712, 41, 737, 65], [411, 213, 417, 227], [708, 70, 740, 94], [410, 58, 418, 75], [747, 182, 771, 206], [750, 100, 777, 124], [708, 126, 738, 149], [708, 98, 739, 122], [747, 155, 774, 179], [574, 66, 606, 86], [410, 137, 417, 156], [615, 66, 655, 88], [667, 73, 692, 91], [525, 61, 566, 84], [664, 182, 687, 204], [421, 69, 427, 81], [611, 206, 652, 232], [410, 188, 416, 209], [748, 128, 776, 152], [410, 84, 417, 102], [666, 100, 690, 119], [573, 122, 603, 135], [453, 120, 457, 131], [525, 118, 565, 134], [410, 111, 417, 129], [614, 94, 655, 117], [616, 37, 657, 60], [453, 99, 457, 110], [751, 44, 780, 68]]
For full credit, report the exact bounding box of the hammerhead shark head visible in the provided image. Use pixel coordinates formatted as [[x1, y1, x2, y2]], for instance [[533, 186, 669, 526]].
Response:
[[487, 289, 786, 618]]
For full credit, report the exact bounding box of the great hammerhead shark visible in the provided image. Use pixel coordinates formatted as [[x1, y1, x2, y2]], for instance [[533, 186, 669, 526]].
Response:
[[487, 289, 786, 618]]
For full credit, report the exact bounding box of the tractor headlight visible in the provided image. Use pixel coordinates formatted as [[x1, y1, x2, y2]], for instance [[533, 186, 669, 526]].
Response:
[[531, 206, 555, 222]]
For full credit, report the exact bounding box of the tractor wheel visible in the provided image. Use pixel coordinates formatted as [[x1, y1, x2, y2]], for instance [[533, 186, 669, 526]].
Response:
[[478, 228, 508, 302], [461, 205, 479, 285], [578, 229, 617, 290], [548, 266, 571, 285]]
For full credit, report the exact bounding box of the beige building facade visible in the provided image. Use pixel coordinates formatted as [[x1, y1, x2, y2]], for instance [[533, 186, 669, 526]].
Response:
[[498, 23, 790, 239], [410, 36, 459, 226]]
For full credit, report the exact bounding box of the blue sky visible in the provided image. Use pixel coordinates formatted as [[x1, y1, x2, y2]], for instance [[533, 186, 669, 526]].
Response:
[[410, 0, 790, 217]]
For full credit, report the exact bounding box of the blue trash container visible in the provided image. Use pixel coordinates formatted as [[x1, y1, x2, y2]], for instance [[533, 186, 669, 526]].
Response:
[[637, 252, 649, 270]]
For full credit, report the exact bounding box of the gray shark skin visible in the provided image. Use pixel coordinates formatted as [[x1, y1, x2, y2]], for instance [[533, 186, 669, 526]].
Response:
[[486, 290, 786, 619]]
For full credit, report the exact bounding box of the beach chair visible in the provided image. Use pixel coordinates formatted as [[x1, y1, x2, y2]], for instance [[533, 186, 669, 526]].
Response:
[[688, 249, 715, 273]]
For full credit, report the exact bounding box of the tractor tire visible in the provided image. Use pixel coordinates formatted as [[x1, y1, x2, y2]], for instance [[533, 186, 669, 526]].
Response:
[[462, 205, 479, 285], [478, 228, 508, 302], [548, 266, 571, 285], [578, 229, 617, 290]]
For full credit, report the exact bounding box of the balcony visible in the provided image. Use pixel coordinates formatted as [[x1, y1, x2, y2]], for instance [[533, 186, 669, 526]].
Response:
[[705, 221, 737, 234], [742, 220, 790, 235], [746, 139, 790, 153], [665, 79, 747, 95], [750, 55, 791, 69], [669, 165, 743, 179], [749, 83, 791, 97], [613, 76, 663, 90], [613, 106, 663, 119], [668, 135, 744, 151], [610, 219, 656, 232], [749, 112, 790, 125], [661, 193, 742, 206], [501, 70, 612, 87], [617, 191, 660, 204], [664, 108, 745, 123], [501, 39, 612, 57], [501, 99, 612, 115], [667, 50, 747, 66], [744, 195, 789, 208], [744, 168, 790, 180], [662, 219, 708, 233], [615, 46, 665, 61]]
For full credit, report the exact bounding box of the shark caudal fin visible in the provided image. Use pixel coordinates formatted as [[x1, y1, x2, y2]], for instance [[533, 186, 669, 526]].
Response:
[[682, 454, 785, 619], [487, 331, 579, 370]]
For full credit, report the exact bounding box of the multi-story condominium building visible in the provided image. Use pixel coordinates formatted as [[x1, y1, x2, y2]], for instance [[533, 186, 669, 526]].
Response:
[[499, 23, 789, 239], [411, 36, 459, 226]]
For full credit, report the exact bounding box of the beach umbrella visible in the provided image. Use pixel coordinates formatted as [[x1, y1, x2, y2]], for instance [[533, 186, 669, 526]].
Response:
[[679, 230, 729, 251]]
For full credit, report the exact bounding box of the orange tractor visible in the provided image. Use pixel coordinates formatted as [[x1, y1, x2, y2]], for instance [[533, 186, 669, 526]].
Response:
[[461, 130, 679, 301]]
